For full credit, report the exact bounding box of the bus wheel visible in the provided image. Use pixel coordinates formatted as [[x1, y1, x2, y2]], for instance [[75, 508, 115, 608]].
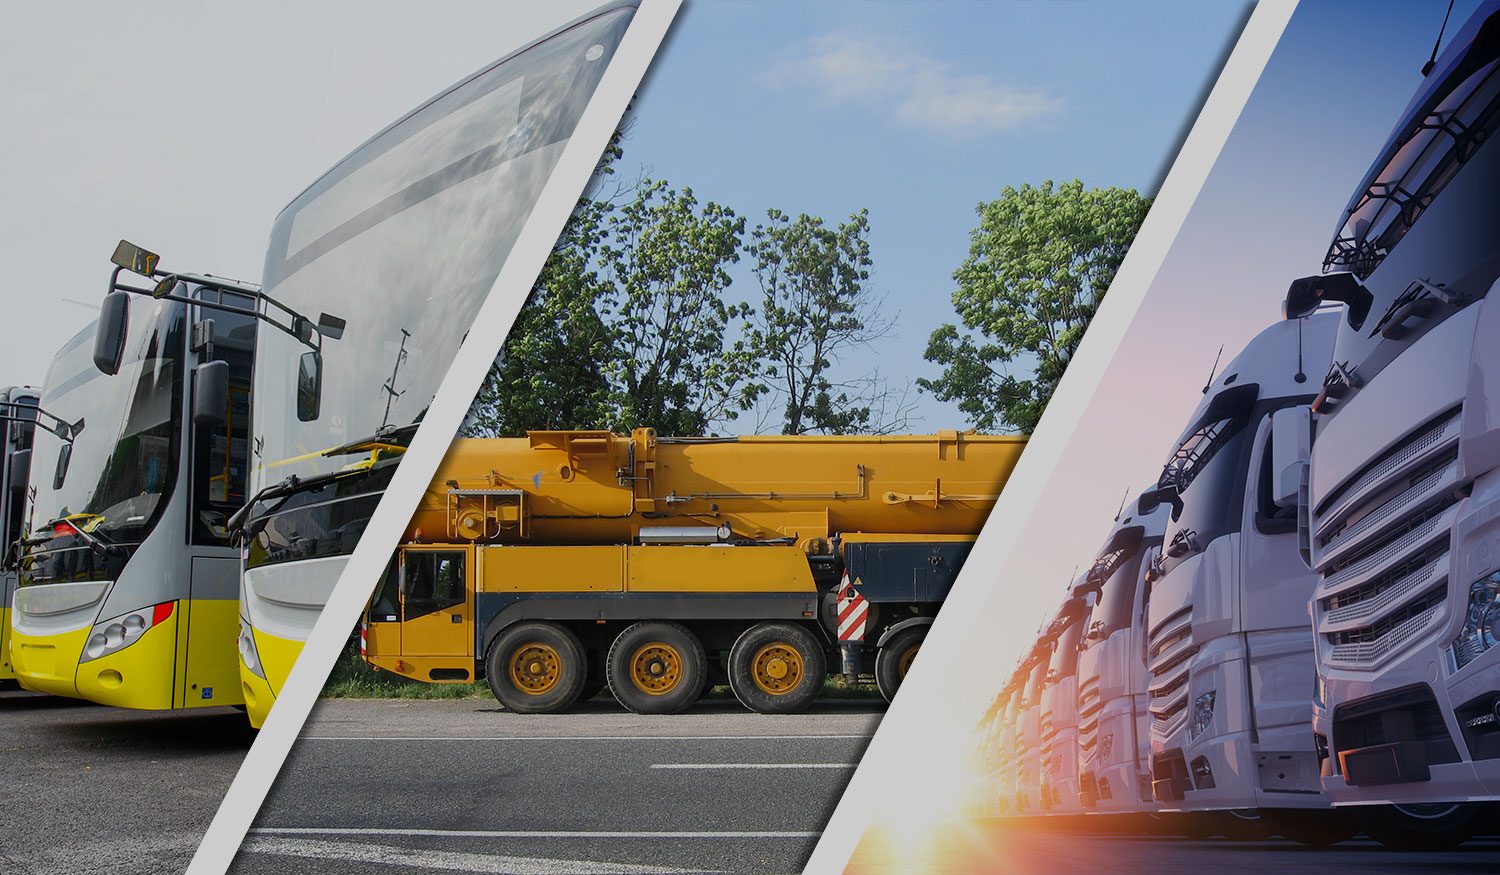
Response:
[[874, 625, 926, 702], [606, 621, 707, 714], [727, 622, 827, 714], [485, 622, 587, 714], [1357, 802, 1486, 851]]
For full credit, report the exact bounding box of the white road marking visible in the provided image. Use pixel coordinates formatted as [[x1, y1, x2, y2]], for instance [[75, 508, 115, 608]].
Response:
[[252, 827, 821, 840], [242, 836, 718, 874], [649, 763, 857, 770], [300, 734, 872, 742]]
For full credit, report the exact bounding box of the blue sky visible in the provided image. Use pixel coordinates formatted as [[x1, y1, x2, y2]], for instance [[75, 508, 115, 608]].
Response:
[[615, 0, 1255, 430]]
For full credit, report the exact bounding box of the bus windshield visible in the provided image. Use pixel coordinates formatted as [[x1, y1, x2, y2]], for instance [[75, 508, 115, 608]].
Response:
[[249, 7, 635, 502], [21, 298, 184, 585]]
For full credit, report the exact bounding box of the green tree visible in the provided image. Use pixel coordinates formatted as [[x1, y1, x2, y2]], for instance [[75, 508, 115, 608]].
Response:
[[464, 198, 615, 437], [919, 179, 1151, 432], [600, 179, 756, 435], [747, 208, 907, 434], [464, 134, 628, 437]]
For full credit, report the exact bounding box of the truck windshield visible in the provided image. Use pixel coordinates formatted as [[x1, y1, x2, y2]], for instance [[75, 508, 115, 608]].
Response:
[[1159, 411, 1252, 575], [21, 299, 184, 586], [249, 8, 634, 501], [1326, 12, 1500, 280], [1051, 617, 1085, 678], [1090, 548, 1147, 641]]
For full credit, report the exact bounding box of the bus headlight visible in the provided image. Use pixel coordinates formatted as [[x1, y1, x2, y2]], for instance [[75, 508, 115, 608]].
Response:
[[79, 602, 173, 663], [1099, 733, 1114, 765], [1189, 690, 1216, 740], [1449, 572, 1500, 672], [239, 617, 265, 679]]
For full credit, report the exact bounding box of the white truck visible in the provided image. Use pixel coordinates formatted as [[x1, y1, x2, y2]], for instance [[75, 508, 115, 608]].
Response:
[[1289, 0, 1500, 848], [1141, 311, 1353, 844], [1075, 492, 1171, 821], [1038, 580, 1093, 817]]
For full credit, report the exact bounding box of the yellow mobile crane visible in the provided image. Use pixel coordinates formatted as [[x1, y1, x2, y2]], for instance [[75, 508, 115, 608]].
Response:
[[362, 427, 1024, 714]]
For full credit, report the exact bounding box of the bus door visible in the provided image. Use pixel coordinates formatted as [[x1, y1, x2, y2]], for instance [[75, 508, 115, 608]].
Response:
[[398, 546, 472, 660], [182, 292, 257, 707]]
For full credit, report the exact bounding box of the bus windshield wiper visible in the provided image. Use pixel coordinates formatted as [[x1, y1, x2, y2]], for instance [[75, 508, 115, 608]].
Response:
[[321, 422, 420, 458], [23, 516, 121, 556]]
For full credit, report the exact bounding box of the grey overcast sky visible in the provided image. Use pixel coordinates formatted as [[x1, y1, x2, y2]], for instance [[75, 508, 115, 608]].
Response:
[[0, 0, 608, 387]]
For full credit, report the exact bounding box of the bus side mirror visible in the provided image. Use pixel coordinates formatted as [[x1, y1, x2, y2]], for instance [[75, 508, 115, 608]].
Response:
[[9, 448, 30, 492], [1270, 406, 1310, 509], [192, 360, 230, 427], [93, 292, 130, 376], [53, 443, 72, 490], [297, 351, 322, 422]]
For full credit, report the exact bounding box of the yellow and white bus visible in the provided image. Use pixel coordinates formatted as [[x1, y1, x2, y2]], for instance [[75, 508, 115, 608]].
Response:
[[9, 253, 257, 710], [234, 1, 640, 727], [0, 385, 41, 683]]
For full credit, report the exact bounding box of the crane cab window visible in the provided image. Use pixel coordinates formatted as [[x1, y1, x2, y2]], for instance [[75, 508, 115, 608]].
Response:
[[401, 551, 466, 620]]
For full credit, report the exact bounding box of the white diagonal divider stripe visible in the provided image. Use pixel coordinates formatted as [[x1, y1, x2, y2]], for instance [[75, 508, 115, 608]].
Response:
[[186, 3, 683, 873], [242, 836, 719, 874], [799, 3, 1298, 872], [251, 827, 822, 839]]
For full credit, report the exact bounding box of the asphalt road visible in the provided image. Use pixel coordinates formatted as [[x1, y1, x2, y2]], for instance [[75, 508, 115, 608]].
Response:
[[230, 697, 886, 875], [846, 818, 1500, 875], [0, 685, 257, 875]]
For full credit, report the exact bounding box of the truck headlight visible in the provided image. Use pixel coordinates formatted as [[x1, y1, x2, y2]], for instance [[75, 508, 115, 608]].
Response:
[[239, 616, 266, 679], [1449, 572, 1500, 672], [1099, 733, 1114, 764], [1189, 690, 1216, 740]]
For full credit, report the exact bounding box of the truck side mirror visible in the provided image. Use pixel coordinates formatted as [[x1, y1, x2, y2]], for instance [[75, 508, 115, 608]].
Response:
[[1270, 406, 1310, 509], [192, 360, 230, 427], [1284, 272, 1372, 330], [1137, 484, 1182, 519], [93, 292, 130, 375]]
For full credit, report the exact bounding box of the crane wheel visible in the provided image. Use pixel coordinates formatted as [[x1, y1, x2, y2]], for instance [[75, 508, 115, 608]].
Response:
[[727, 622, 826, 714], [874, 625, 927, 702], [606, 621, 706, 714], [485, 622, 587, 713]]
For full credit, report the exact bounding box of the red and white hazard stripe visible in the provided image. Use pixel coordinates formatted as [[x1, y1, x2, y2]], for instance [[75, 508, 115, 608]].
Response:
[[359, 622, 368, 657], [836, 573, 869, 641]]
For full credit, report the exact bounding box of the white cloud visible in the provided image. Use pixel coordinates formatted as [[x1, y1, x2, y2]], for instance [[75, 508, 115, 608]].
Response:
[[772, 35, 1063, 135]]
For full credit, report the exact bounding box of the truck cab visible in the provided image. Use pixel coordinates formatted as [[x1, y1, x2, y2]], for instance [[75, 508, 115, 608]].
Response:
[[1039, 582, 1092, 816], [1293, 0, 1500, 847], [1143, 312, 1344, 841], [1075, 492, 1169, 817]]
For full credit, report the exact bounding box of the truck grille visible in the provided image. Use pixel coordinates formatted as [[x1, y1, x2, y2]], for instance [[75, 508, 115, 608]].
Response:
[[1147, 607, 1194, 736], [1311, 407, 1463, 671], [1078, 676, 1102, 765]]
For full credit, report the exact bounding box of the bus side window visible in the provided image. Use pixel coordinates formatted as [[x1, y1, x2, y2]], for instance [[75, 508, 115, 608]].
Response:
[[369, 554, 400, 622], [402, 551, 465, 620]]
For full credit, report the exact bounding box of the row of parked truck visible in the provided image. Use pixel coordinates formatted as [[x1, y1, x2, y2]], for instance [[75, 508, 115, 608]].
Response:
[[969, 0, 1500, 850]]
